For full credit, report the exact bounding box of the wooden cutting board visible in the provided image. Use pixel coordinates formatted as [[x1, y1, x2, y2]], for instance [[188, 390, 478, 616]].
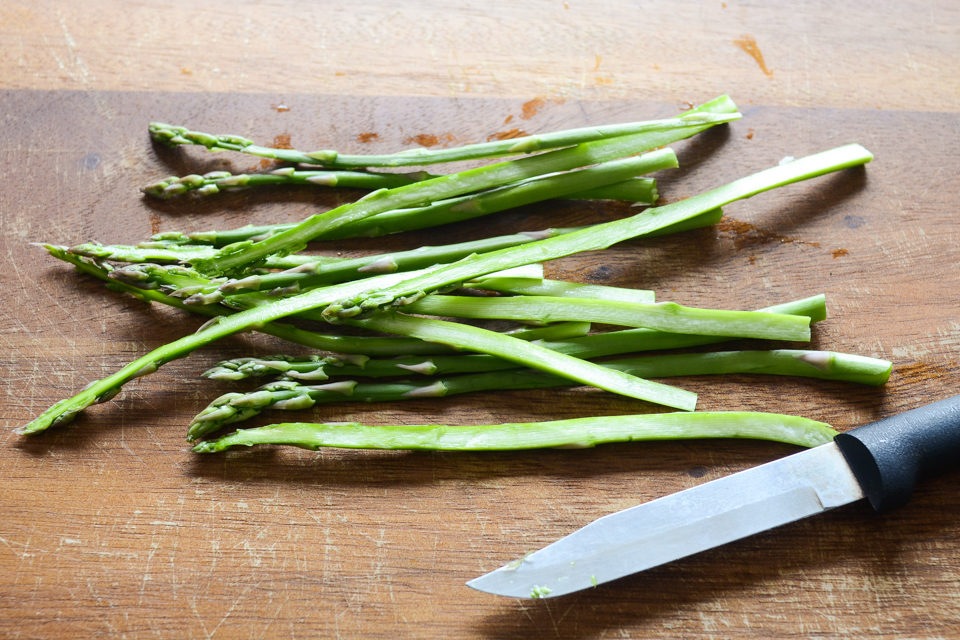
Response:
[[2, 88, 960, 638]]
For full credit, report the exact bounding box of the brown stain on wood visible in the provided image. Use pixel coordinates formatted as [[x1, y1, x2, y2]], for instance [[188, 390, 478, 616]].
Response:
[[832, 248, 849, 258], [746, 130, 755, 140], [732, 35, 774, 77], [716, 216, 820, 250], [272, 134, 293, 149], [503, 115, 513, 124], [403, 133, 457, 147], [519, 96, 565, 120], [487, 128, 525, 141], [521, 97, 547, 119], [148, 212, 161, 235], [594, 54, 602, 71], [356, 132, 379, 143]]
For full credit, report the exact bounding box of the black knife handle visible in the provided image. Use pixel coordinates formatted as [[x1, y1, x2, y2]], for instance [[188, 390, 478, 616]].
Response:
[[834, 395, 960, 513]]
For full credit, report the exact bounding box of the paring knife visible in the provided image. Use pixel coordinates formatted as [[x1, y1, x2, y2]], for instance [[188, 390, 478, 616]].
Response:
[[467, 396, 960, 599]]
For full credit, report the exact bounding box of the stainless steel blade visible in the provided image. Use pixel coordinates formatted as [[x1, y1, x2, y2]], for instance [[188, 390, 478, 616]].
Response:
[[467, 442, 865, 599]]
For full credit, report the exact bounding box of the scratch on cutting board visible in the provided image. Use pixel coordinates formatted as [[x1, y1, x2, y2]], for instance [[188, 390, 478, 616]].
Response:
[[208, 583, 258, 638], [54, 8, 92, 84]]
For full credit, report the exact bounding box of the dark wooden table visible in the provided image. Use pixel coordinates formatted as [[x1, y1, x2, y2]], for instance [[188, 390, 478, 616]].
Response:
[[2, 2, 960, 637]]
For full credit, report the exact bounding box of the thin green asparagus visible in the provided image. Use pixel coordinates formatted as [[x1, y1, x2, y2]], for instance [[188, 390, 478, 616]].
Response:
[[190, 146, 684, 276], [201, 295, 832, 382], [48, 245, 578, 358], [206, 348, 891, 385], [187, 349, 888, 438], [151, 97, 738, 169], [319, 145, 873, 322], [541, 295, 829, 359], [465, 279, 657, 303], [143, 169, 436, 199], [142, 161, 662, 248], [347, 311, 697, 411], [67, 242, 346, 268], [404, 295, 811, 341], [190, 412, 839, 453], [22, 145, 871, 435], [144, 165, 658, 204], [214, 228, 584, 297]]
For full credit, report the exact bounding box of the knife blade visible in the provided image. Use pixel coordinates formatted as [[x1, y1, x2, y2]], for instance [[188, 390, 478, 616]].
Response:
[[467, 395, 960, 599]]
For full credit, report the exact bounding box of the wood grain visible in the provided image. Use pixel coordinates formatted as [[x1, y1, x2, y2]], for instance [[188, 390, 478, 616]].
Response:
[[2, 2, 960, 638], [2, 0, 959, 111]]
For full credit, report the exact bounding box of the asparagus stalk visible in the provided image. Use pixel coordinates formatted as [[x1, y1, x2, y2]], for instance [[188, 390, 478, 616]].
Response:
[[21, 146, 870, 435], [198, 321, 593, 381], [565, 178, 657, 203], [319, 145, 873, 322], [101, 252, 540, 313], [566, 178, 657, 202], [67, 242, 345, 268], [476, 279, 656, 303], [346, 311, 697, 411], [187, 348, 888, 438], [214, 227, 584, 297], [143, 165, 657, 204], [191, 146, 685, 276], [310, 169, 660, 242], [543, 295, 829, 359], [465, 278, 657, 303], [404, 295, 811, 341], [191, 412, 839, 453], [103, 204, 718, 265], [142, 159, 663, 249], [207, 348, 891, 385], [44, 246, 456, 356], [48, 245, 577, 358], [151, 96, 738, 169], [201, 295, 832, 382], [143, 168, 436, 199]]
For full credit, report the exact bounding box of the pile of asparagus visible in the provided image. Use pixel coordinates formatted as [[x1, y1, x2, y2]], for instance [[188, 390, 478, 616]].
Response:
[[24, 95, 888, 453]]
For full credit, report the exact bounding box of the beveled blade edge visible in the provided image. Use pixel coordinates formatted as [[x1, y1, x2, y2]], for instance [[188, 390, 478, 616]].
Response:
[[468, 442, 865, 599]]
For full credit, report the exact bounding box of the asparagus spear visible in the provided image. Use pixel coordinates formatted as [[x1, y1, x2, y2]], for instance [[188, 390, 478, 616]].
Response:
[[21, 145, 870, 435], [67, 204, 720, 268], [48, 245, 579, 358], [201, 295, 832, 382], [187, 349, 888, 439], [319, 144, 873, 323], [346, 312, 697, 411], [144, 165, 658, 204], [198, 321, 593, 381], [207, 348, 892, 385], [190, 145, 686, 276], [191, 412, 839, 453], [143, 168, 435, 199], [403, 295, 811, 341], [465, 278, 655, 303], [68, 242, 349, 268], [203, 160, 661, 245], [214, 228, 585, 296], [151, 96, 738, 169]]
